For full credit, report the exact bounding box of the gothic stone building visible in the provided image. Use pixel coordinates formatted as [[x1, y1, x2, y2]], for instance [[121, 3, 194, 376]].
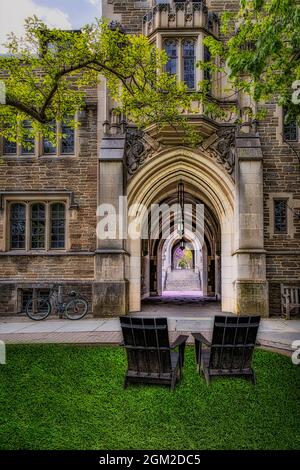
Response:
[[0, 0, 299, 317]]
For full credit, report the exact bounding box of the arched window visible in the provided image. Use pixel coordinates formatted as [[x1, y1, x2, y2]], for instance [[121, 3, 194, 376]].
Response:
[[182, 40, 195, 89], [10, 203, 26, 249], [31, 203, 46, 249], [164, 39, 177, 76], [50, 203, 65, 249]]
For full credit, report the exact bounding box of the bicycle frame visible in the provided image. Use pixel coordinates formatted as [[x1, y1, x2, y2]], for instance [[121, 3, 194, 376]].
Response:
[[48, 285, 82, 317]]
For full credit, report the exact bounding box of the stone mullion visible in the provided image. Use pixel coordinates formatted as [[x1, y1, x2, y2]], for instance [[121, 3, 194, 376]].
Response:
[[196, 33, 203, 89], [57, 121, 62, 156], [74, 112, 79, 157], [177, 38, 182, 83], [45, 202, 50, 252], [25, 203, 30, 251]]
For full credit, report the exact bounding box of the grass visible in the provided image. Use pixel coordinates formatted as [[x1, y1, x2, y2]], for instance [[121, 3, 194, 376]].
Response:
[[0, 345, 299, 450]]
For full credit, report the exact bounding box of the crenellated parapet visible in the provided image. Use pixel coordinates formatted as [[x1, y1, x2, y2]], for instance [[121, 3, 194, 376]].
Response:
[[143, 1, 219, 36]]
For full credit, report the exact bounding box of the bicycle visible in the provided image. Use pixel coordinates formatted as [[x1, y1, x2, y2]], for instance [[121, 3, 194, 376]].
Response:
[[25, 285, 89, 321]]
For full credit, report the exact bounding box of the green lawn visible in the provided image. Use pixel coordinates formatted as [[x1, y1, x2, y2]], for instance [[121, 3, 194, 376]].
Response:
[[0, 345, 299, 450]]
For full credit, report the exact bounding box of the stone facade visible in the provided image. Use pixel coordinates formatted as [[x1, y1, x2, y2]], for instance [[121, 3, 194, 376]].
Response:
[[0, 0, 299, 317], [260, 102, 300, 315], [0, 90, 98, 315]]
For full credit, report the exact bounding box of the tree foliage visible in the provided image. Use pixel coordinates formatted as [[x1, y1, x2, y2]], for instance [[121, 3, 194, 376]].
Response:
[[0, 17, 197, 147], [202, 0, 300, 124]]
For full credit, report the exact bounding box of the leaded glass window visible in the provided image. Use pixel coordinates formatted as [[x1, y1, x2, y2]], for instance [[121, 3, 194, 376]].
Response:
[[207, 14, 214, 32], [31, 203, 46, 249], [3, 139, 17, 155], [61, 119, 75, 154], [283, 109, 298, 142], [21, 120, 35, 154], [43, 122, 57, 154], [165, 40, 177, 76], [10, 203, 26, 249], [21, 289, 49, 312], [50, 203, 65, 249], [274, 200, 287, 234], [183, 40, 195, 89]]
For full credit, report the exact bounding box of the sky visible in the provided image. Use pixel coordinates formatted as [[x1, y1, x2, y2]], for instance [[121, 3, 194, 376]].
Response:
[[0, 0, 102, 52]]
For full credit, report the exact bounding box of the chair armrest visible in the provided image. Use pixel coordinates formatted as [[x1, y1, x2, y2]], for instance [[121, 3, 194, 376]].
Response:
[[170, 335, 189, 349], [192, 332, 211, 347], [120, 340, 125, 347], [256, 339, 261, 347], [171, 335, 188, 370]]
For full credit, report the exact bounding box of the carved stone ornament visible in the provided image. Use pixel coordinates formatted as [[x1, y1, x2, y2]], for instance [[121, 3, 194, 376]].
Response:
[[125, 129, 161, 177], [201, 127, 236, 176], [125, 126, 236, 177]]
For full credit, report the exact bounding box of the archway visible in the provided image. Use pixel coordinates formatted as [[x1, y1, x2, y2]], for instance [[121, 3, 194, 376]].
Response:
[[127, 147, 235, 313], [159, 229, 203, 297], [172, 244, 194, 271]]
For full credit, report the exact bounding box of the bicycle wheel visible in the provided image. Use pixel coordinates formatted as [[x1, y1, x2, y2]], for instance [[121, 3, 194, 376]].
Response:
[[65, 298, 88, 320], [26, 298, 51, 321]]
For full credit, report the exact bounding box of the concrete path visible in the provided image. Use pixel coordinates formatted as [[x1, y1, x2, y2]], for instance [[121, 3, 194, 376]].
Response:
[[0, 312, 299, 353]]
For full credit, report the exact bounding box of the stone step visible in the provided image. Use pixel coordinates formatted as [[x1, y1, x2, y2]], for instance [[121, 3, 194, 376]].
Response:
[[165, 286, 200, 291], [166, 279, 199, 285], [165, 270, 200, 291], [167, 270, 199, 280], [166, 279, 200, 285]]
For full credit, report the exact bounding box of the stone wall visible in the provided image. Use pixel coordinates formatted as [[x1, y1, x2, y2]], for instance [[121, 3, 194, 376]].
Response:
[[0, 255, 94, 280], [105, 0, 150, 33], [1, 0, 299, 317], [209, 0, 300, 316], [0, 285, 17, 316], [0, 283, 93, 317], [103, 0, 300, 317], [259, 102, 300, 315], [208, 0, 239, 12], [0, 90, 98, 315]]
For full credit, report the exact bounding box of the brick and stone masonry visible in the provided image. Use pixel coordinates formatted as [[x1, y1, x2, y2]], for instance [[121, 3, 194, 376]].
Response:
[[0, 0, 299, 316]]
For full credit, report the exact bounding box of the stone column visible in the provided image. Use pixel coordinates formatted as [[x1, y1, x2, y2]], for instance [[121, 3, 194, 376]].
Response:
[[202, 243, 208, 296], [93, 134, 129, 317], [215, 253, 221, 300], [233, 131, 269, 316]]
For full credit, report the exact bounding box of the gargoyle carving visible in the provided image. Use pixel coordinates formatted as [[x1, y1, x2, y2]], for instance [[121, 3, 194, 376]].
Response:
[[201, 127, 236, 176], [125, 129, 160, 177]]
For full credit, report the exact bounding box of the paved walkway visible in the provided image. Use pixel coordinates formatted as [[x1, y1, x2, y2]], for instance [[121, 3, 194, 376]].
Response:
[[0, 301, 299, 353]]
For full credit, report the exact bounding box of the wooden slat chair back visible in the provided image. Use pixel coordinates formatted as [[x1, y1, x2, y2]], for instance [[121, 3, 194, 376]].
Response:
[[210, 316, 260, 372], [281, 284, 300, 319], [120, 317, 188, 390], [121, 317, 171, 375], [192, 315, 261, 385]]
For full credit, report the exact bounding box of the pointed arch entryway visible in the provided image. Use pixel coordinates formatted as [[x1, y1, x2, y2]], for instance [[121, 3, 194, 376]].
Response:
[[126, 147, 235, 314]]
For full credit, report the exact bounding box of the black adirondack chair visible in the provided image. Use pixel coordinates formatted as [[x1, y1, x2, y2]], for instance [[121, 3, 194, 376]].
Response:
[[120, 317, 188, 391], [192, 315, 261, 385]]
